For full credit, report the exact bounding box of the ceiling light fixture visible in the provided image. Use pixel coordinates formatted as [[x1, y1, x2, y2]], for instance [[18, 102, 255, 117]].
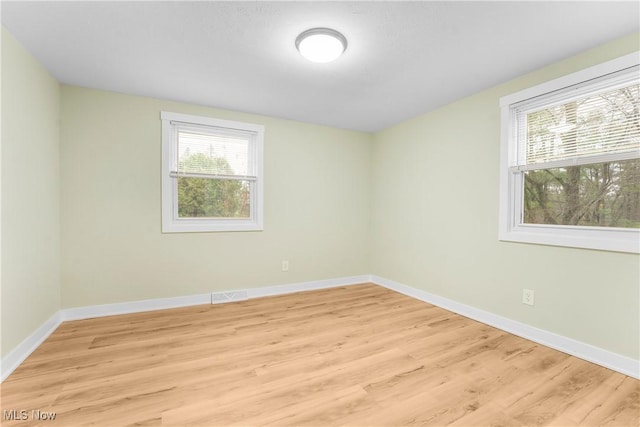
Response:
[[295, 28, 347, 63]]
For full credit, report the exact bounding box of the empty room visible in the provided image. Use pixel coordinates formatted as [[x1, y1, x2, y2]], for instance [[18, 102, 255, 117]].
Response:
[[1, 1, 639, 426]]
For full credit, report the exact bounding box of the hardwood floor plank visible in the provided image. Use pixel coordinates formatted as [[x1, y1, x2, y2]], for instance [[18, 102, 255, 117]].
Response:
[[1, 283, 637, 426], [564, 374, 640, 426]]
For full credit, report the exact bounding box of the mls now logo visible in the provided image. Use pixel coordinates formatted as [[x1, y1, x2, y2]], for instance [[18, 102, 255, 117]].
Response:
[[3, 409, 57, 421]]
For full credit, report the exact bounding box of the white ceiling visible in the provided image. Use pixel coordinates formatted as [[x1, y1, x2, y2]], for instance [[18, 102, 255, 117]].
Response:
[[2, 1, 638, 132]]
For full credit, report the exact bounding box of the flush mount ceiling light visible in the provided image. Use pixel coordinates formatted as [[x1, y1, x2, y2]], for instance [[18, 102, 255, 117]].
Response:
[[295, 28, 347, 63]]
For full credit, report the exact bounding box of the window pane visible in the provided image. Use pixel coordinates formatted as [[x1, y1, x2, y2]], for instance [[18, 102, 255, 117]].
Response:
[[178, 130, 250, 176], [522, 82, 639, 166], [523, 158, 640, 228], [177, 177, 250, 219]]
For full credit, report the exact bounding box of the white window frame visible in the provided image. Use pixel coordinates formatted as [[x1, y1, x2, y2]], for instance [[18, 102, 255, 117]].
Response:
[[161, 111, 264, 233], [499, 52, 640, 254]]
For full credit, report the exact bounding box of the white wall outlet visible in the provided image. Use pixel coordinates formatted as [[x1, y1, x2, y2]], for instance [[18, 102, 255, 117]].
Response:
[[522, 289, 535, 306], [281, 260, 289, 272]]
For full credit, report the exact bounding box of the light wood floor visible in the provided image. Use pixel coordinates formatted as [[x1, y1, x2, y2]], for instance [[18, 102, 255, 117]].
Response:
[[1, 284, 638, 426]]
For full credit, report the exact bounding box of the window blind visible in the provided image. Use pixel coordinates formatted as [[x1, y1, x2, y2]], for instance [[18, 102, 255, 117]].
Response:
[[512, 66, 639, 171], [170, 122, 256, 181]]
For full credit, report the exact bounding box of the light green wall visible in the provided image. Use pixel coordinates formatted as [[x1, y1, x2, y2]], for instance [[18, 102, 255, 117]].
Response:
[[371, 33, 640, 359], [1, 28, 61, 358], [60, 87, 371, 308]]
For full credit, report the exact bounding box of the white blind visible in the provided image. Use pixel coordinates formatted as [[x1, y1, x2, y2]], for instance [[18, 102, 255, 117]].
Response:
[[170, 122, 256, 181], [513, 66, 640, 171]]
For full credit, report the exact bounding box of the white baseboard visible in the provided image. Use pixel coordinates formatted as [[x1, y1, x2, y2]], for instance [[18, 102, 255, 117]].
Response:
[[244, 275, 370, 299], [3, 274, 637, 382], [1, 275, 369, 382], [1, 312, 63, 382], [371, 275, 640, 379], [62, 275, 370, 318], [62, 292, 212, 321]]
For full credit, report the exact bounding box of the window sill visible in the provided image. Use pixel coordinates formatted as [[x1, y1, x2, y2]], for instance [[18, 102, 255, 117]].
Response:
[[162, 219, 264, 233], [499, 224, 639, 253]]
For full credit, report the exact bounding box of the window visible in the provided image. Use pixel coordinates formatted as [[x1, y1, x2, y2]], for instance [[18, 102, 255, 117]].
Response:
[[161, 112, 264, 232], [499, 53, 639, 253]]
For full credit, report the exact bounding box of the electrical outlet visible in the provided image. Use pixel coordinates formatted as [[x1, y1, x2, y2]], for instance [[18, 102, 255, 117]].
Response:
[[522, 289, 535, 306], [282, 260, 289, 272]]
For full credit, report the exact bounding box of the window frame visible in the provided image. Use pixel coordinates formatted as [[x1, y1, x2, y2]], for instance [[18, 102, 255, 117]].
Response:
[[161, 111, 264, 233], [498, 52, 640, 254]]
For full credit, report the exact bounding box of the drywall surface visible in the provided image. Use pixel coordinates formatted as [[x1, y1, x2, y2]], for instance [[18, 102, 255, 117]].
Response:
[[60, 87, 371, 307], [371, 33, 640, 359], [1, 28, 61, 358]]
